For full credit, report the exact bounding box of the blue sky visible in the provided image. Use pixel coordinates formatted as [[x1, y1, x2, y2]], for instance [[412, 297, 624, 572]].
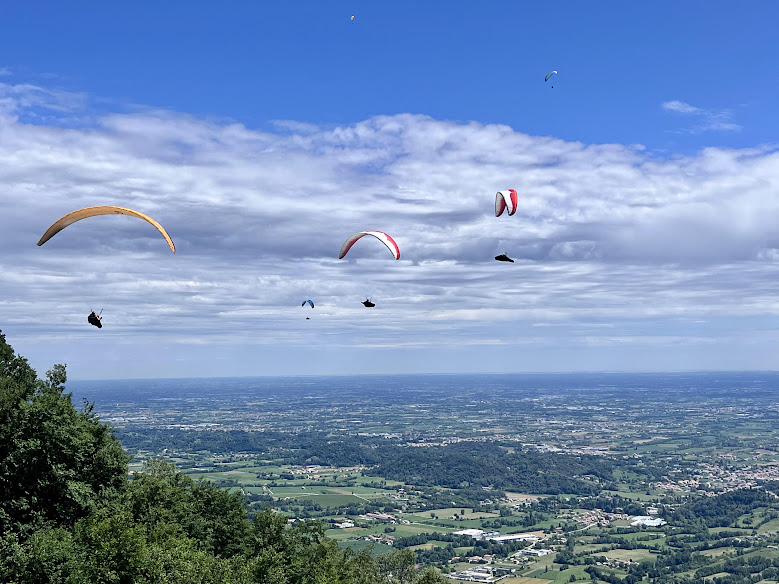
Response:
[[2, 1, 776, 147], [0, 2, 778, 378]]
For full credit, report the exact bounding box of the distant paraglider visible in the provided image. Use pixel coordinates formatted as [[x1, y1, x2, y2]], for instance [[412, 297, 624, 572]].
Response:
[[88, 310, 103, 329], [37, 206, 176, 253], [494, 254, 514, 263], [545, 70, 558, 88], [302, 299, 315, 309], [350, 15, 355, 22], [362, 298, 375, 307], [495, 190, 518, 217], [339, 231, 400, 260]]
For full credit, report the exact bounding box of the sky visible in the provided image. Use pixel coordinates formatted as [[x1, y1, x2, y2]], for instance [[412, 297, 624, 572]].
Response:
[[0, 1, 778, 379]]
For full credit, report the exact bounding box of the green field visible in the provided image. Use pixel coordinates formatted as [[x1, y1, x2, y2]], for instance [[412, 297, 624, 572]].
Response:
[[603, 548, 654, 561], [414, 507, 500, 520], [408, 540, 452, 551], [574, 543, 610, 553], [758, 518, 779, 534], [336, 540, 395, 557], [700, 547, 736, 557]]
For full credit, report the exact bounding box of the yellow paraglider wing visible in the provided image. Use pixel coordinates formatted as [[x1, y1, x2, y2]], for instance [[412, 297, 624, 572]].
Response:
[[37, 206, 176, 253]]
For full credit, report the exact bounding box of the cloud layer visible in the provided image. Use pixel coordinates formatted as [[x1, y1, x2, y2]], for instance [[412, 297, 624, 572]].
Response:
[[1, 82, 778, 377]]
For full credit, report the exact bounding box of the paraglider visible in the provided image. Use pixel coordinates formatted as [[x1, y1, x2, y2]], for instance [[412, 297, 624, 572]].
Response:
[[350, 15, 355, 22], [37, 206, 176, 253], [545, 70, 558, 88], [302, 300, 315, 309], [88, 310, 103, 329], [339, 231, 400, 260], [339, 232, 396, 310], [494, 254, 514, 263], [495, 190, 518, 217]]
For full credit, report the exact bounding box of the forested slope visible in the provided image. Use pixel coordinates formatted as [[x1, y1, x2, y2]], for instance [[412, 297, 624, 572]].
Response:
[[0, 331, 445, 584]]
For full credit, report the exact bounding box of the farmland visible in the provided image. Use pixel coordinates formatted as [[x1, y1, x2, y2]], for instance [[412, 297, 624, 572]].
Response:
[[73, 372, 779, 582]]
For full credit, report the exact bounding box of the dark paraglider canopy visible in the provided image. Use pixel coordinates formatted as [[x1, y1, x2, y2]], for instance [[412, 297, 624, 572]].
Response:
[[494, 254, 514, 263], [362, 298, 375, 307], [88, 311, 103, 329]]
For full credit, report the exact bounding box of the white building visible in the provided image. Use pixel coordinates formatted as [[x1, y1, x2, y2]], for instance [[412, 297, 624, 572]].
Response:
[[454, 529, 539, 544], [520, 548, 553, 556], [630, 516, 666, 527], [454, 529, 485, 538], [447, 566, 495, 582], [486, 533, 539, 543]]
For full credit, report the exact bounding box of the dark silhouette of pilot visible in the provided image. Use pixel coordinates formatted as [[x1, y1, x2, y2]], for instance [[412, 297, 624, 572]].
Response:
[[362, 298, 375, 307], [88, 311, 103, 328]]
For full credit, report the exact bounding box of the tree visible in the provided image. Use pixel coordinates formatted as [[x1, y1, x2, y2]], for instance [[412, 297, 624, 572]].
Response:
[[126, 459, 249, 558], [377, 548, 416, 584], [415, 567, 448, 583], [0, 330, 129, 537]]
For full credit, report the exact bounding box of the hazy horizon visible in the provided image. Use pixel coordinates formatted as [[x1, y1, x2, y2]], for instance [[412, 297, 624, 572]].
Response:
[[66, 368, 779, 383]]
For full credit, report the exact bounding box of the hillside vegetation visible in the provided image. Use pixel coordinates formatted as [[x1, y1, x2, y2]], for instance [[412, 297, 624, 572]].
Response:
[[0, 331, 446, 584]]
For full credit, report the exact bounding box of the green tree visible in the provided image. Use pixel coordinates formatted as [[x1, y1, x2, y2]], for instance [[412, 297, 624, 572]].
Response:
[[0, 331, 129, 537], [377, 548, 416, 584], [126, 460, 249, 558], [415, 567, 448, 584]]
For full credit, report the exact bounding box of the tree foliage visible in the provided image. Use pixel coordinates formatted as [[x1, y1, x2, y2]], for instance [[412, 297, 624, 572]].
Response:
[[0, 331, 129, 537], [121, 429, 610, 495]]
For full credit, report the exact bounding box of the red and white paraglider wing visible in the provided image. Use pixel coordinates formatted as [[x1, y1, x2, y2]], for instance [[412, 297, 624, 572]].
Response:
[[339, 231, 400, 260], [507, 189, 518, 215], [495, 190, 518, 217]]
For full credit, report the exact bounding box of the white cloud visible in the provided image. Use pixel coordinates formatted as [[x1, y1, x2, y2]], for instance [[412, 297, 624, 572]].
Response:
[[662, 99, 742, 133], [0, 81, 778, 376], [662, 100, 701, 115]]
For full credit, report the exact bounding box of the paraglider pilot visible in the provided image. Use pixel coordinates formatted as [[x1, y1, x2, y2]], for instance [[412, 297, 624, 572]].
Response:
[[88, 311, 103, 329], [362, 298, 375, 308]]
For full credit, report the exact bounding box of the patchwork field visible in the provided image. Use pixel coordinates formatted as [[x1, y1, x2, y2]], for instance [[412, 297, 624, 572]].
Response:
[[97, 372, 779, 582]]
